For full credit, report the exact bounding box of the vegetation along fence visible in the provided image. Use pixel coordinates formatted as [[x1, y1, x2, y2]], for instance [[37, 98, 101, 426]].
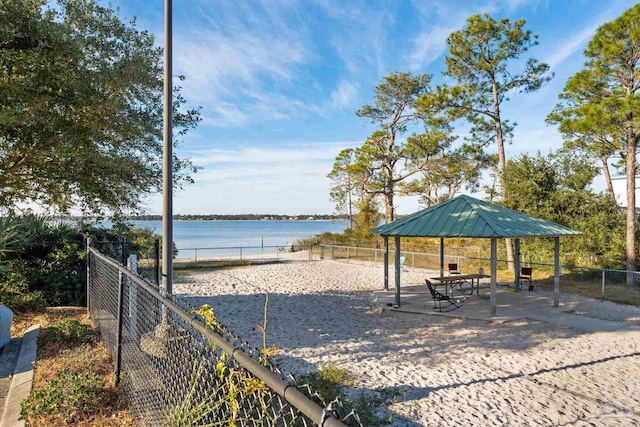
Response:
[[314, 245, 640, 306], [87, 245, 357, 426]]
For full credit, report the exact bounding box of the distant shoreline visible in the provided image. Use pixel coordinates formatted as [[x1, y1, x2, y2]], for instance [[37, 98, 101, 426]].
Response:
[[58, 216, 346, 222]]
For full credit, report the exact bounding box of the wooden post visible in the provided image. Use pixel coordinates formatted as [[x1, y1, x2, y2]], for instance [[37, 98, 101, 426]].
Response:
[[514, 238, 521, 291], [395, 236, 401, 307], [384, 236, 389, 291], [490, 237, 497, 317], [439, 238, 444, 277], [554, 237, 560, 307]]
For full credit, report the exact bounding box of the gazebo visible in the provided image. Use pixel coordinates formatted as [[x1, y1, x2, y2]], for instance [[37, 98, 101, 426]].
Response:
[[371, 195, 581, 316]]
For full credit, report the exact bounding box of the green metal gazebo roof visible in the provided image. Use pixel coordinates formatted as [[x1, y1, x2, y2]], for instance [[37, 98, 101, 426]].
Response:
[[372, 195, 581, 238]]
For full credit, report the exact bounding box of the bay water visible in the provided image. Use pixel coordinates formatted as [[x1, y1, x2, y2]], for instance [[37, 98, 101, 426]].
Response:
[[125, 220, 347, 259]]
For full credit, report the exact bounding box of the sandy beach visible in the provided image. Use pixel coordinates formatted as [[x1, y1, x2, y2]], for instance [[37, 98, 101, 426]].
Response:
[[174, 253, 640, 426]]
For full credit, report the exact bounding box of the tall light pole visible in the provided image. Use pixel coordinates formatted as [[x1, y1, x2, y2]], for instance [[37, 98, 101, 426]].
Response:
[[162, 0, 173, 297]]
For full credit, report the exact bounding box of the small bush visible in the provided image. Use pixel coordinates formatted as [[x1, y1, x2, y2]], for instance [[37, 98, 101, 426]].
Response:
[[21, 371, 106, 423], [0, 290, 47, 313], [299, 361, 356, 402], [299, 362, 394, 426], [41, 319, 91, 343]]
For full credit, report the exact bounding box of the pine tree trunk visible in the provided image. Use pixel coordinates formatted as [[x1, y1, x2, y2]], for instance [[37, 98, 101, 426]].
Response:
[[385, 191, 394, 223], [626, 138, 636, 285], [492, 82, 515, 272], [601, 155, 615, 200]]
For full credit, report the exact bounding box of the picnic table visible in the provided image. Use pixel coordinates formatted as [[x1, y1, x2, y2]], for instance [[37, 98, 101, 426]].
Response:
[[430, 274, 490, 296]]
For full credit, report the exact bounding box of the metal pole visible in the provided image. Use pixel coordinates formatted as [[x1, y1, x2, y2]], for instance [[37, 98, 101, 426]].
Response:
[[162, 0, 173, 298], [601, 270, 605, 298], [154, 239, 160, 288], [490, 237, 497, 317], [554, 237, 560, 307], [115, 271, 125, 385], [120, 238, 127, 266], [86, 238, 92, 317], [439, 238, 444, 277], [383, 236, 389, 291], [240, 247, 243, 260], [194, 248, 197, 263], [514, 238, 521, 291], [394, 236, 401, 307], [128, 255, 138, 342]]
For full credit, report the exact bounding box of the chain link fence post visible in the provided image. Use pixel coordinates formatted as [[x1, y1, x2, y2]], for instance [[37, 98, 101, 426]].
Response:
[[602, 269, 606, 298], [86, 237, 93, 317], [115, 270, 125, 386]]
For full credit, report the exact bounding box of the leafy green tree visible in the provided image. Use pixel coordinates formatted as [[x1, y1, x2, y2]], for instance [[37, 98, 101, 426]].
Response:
[[355, 72, 445, 222], [502, 152, 625, 266], [328, 149, 359, 229], [401, 144, 495, 207], [418, 14, 552, 269], [0, 0, 200, 215], [547, 4, 640, 276]]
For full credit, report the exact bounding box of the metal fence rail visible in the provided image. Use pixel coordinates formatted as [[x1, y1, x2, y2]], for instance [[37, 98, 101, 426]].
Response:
[[316, 244, 640, 301], [88, 246, 353, 427], [173, 245, 305, 263]]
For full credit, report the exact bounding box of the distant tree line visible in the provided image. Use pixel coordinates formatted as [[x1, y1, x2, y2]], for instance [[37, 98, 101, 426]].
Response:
[[329, 6, 640, 269], [59, 214, 347, 221]]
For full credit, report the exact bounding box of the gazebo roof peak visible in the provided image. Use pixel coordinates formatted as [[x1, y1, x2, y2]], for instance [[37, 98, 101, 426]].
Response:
[[372, 195, 581, 238]]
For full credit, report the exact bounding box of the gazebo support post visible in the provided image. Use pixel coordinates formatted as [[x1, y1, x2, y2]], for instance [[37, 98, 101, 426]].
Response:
[[439, 238, 444, 277], [514, 238, 521, 291], [394, 236, 401, 307], [554, 237, 560, 307], [383, 236, 389, 291], [490, 237, 497, 317]]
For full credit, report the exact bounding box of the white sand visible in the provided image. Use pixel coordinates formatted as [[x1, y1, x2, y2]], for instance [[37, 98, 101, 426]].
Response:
[[174, 255, 640, 426]]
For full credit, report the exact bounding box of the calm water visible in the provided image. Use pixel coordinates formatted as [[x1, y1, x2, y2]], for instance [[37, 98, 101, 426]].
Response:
[[125, 220, 347, 258]]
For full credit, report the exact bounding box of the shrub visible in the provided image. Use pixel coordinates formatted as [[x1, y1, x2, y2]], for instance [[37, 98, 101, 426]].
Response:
[[21, 371, 106, 423], [41, 319, 91, 344]]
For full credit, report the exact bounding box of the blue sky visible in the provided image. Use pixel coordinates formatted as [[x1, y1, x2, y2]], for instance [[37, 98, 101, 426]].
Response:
[[108, 0, 637, 215]]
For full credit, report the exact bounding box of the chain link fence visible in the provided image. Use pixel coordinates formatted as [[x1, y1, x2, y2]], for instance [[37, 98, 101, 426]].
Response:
[[88, 245, 359, 427], [315, 244, 640, 305]]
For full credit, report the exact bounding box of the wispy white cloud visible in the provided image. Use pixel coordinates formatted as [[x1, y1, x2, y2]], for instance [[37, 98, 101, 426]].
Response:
[[407, 24, 463, 71], [330, 80, 359, 108], [170, 0, 317, 126], [541, 4, 631, 70], [406, 0, 540, 70], [191, 143, 357, 165], [313, 0, 397, 76]]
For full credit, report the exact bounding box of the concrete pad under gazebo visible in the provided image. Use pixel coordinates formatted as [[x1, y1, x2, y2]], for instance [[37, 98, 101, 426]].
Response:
[[371, 195, 581, 316]]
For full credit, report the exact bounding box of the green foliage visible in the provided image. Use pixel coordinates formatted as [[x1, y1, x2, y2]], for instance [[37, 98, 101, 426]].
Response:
[[418, 14, 551, 186], [41, 319, 91, 343], [328, 148, 360, 229], [547, 4, 640, 271], [0, 289, 47, 313], [21, 371, 105, 423], [0, 0, 200, 215], [300, 362, 390, 426], [299, 361, 356, 402], [502, 152, 625, 266], [0, 215, 164, 309], [354, 72, 454, 222]]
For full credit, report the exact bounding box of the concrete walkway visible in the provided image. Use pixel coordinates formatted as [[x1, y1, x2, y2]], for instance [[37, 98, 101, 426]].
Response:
[[373, 285, 640, 334], [0, 325, 40, 427]]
